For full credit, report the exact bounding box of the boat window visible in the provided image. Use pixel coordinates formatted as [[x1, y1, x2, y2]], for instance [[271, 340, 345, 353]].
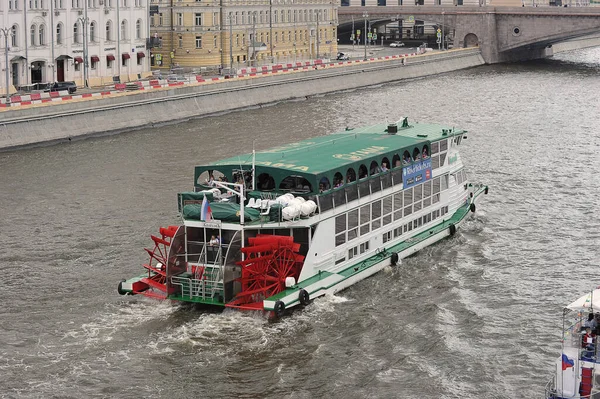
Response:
[[414, 185, 422, 202], [333, 189, 346, 207], [346, 168, 356, 183], [279, 175, 313, 193], [391, 169, 402, 186], [358, 180, 370, 198], [319, 193, 334, 212], [381, 173, 393, 190], [402, 150, 411, 165], [383, 215, 392, 226], [348, 228, 358, 241], [383, 195, 393, 216], [412, 148, 421, 162], [381, 157, 390, 172], [348, 209, 359, 230], [440, 139, 448, 152], [424, 180, 432, 198], [392, 154, 401, 168], [372, 200, 382, 219], [403, 188, 413, 204], [404, 205, 412, 217], [257, 173, 275, 190], [393, 192, 403, 211], [431, 155, 440, 169], [358, 164, 368, 179], [370, 177, 381, 194], [360, 204, 370, 225], [333, 172, 344, 189], [319, 176, 331, 193], [369, 160, 380, 175], [335, 214, 346, 234], [197, 169, 226, 187], [422, 145, 429, 159], [439, 153, 447, 167], [441, 174, 449, 191], [346, 185, 358, 202], [431, 141, 439, 155], [394, 208, 402, 221]]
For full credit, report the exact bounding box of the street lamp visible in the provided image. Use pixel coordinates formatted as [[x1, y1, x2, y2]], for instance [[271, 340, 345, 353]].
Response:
[[1, 27, 12, 104], [362, 12, 368, 61], [227, 14, 233, 76], [316, 10, 320, 59], [77, 16, 89, 88]]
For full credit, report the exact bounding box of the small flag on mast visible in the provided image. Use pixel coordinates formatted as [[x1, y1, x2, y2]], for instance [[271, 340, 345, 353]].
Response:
[[201, 196, 212, 222]]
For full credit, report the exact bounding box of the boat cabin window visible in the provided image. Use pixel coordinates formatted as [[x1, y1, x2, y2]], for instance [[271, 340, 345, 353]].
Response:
[[381, 157, 390, 172], [412, 148, 421, 162], [369, 160, 380, 175], [197, 169, 226, 187], [358, 164, 368, 180], [257, 173, 275, 190], [333, 172, 344, 189], [279, 175, 313, 193], [431, 142, 439, 155], [402, 151, 411, 165], [392, 154, 401, 168], [319, 177, 331, 193], [346, 168, 356, 183], [232, 169, 252, 189], [422, 145, 429, 159]]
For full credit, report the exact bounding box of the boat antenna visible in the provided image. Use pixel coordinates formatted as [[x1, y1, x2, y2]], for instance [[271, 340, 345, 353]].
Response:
[[252, 139, 256, 191]]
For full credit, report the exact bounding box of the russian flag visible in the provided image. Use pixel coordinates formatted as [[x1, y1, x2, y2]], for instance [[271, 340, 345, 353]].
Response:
[[562, 354, 575, 370], [201, 196, 212, 222]]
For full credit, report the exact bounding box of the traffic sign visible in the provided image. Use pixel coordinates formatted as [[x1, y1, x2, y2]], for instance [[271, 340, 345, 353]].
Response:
[[437, 32, 442, 38], [373, 34, 377, 40], [357, 29, 361, 34], [437, 28, 441, 33], [368, 32, 372, 38], [408, 15, 415, 22]]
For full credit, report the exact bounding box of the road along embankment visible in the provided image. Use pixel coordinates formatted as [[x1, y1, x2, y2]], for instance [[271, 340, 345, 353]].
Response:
[[0, 48, 484, 151]]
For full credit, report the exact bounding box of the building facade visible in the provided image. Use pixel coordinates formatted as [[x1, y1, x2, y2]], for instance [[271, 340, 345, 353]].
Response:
[[1, 0, 151, 93], [149, 0, 338, 70]]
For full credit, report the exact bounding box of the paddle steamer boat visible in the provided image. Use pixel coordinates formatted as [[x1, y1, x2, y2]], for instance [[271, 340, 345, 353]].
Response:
[[118, 118, 488, 317], [546, 289, 600, 399]]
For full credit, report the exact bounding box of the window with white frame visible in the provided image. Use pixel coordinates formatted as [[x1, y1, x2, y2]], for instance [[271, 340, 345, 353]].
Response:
[[195, 13, 202, 26], [195, 35, 202, 48]]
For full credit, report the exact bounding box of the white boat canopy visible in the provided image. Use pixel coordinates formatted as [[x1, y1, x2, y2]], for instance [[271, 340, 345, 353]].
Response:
[[566, 288, 600, 311]]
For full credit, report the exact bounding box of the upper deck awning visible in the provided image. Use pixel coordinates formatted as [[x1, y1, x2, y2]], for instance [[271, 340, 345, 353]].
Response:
[[194, 120, 465, 192], [567, 288, 600, 311]]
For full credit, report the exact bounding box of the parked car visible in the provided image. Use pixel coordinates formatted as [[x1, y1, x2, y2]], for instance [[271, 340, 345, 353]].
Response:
[[44, 81, 77, 94], [389, 41, 405, 48], [336, 52, 350, 60]]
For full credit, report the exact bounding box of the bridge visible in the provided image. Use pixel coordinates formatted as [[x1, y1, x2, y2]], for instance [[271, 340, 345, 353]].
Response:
[[338, 6, 600, 63]]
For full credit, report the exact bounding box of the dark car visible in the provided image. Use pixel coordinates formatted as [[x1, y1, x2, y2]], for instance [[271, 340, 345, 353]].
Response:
[[336, 52, 350, 61], [45, 81, 77, 94]]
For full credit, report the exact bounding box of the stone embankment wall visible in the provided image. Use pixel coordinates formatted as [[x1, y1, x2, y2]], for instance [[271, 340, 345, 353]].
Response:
[[0, 48, 484, 151]]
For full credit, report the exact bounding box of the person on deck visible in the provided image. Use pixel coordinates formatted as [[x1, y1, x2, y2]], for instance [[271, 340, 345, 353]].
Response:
[[209, 235, 220, 246], [381, 162, 389, 172], [585, 313, 598, 331]]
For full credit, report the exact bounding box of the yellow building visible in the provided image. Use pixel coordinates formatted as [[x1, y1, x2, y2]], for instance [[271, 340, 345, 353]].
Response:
[[149, 0, 338, 70]]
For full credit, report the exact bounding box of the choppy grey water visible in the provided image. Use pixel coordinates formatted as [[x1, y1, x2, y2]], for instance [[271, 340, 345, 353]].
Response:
[[1, 48, 600, 399]]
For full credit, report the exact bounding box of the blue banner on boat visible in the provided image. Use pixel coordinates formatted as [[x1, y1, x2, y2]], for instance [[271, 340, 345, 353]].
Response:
[[403, 158, 432, 189]]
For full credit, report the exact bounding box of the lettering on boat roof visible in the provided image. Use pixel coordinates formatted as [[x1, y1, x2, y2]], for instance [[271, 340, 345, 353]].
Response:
[[333, 146, 389, 161]]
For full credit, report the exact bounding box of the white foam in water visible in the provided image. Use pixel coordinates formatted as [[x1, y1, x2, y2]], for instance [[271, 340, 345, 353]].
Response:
[[62, 299, 177, 348]]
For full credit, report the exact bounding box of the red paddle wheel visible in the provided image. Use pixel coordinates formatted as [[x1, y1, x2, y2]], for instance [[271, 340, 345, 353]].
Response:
[[227, 235, 304, 310], [135, 225, 180, 299]]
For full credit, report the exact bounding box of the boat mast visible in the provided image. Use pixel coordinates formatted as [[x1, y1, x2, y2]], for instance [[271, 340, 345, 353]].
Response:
[[252, 140, 256, 191]]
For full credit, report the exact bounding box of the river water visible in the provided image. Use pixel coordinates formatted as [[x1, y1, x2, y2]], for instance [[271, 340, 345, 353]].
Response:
[[1, 48, 600, 399]]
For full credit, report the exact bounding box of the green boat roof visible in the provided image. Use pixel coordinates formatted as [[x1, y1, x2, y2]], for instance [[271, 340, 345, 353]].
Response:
[[194, 119, 465, 193]]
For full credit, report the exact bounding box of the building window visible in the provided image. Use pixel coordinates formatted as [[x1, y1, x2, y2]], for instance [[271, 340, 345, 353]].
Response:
[[121, 20, 127, 40], [89, 22, 96, 42], [213, 35, 217, 48], [11, 25, 18, 47], [91, 58, 97, 69], [136, 19, 142, 39], [178, 35, 183, 48], [177, 13, 183, 26], [213, 12, 219, 26], [38, 24, 45, 46], [106, 20, 112, 41], [195, 13, 202, 26], [30, 24, 36, 46], [195, 35, 202, 48]]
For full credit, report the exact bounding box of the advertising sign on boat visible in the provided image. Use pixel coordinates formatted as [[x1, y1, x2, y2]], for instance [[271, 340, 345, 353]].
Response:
[[403, 159, 432, 189]]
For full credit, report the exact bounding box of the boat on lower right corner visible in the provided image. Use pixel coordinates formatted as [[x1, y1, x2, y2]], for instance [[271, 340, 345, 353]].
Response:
[[546, 288, 600, 399]]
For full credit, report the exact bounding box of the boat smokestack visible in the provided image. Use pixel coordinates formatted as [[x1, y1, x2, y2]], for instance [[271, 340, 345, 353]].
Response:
[[387, 123, 398, 134]]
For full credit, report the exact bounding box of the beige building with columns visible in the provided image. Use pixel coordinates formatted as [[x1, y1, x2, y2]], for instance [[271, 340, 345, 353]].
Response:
[[149, 0, 338, 70]]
